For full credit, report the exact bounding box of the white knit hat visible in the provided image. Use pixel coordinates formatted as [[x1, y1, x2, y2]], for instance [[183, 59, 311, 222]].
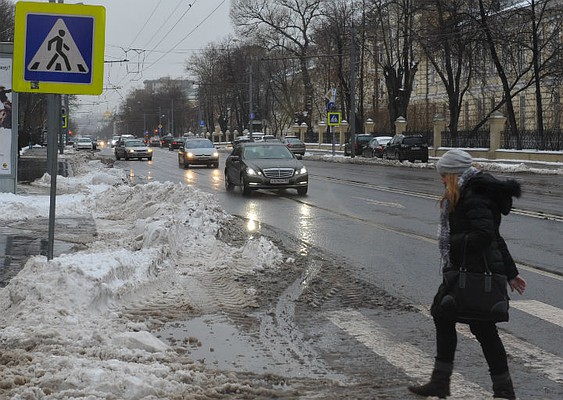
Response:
[[436, 149, 472, 175]]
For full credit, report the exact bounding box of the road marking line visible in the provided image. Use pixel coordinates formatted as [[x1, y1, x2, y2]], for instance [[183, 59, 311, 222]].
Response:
[[414, 304, 563, 384], [511, 300, 563, 328], [326, 309, 490, 398]]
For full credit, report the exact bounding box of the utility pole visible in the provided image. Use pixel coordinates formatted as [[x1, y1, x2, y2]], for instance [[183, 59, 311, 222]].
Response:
[[249, 62, 253, 139], [350, 25, 357, 159]]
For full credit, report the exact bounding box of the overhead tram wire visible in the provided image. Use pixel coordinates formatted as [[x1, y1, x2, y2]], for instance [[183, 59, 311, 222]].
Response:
[[141, 0, 227, 73], [128, 0, 163, 48], [146, 1, 197, 55], [109, 1, 198, 91], [142, 0, 192, 50]]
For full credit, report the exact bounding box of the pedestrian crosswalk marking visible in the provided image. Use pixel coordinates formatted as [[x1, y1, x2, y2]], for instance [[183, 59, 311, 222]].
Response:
[[326, 309, 491, 398], [511, 300, 563, 328], [413, 303, 563, 384], [27, 18, 89, 74]]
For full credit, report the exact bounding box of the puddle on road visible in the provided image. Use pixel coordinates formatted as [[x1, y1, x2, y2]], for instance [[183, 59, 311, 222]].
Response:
[[156, 314, 280, 374]]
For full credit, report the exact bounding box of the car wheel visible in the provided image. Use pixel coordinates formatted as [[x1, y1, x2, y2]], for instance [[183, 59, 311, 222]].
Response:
[[297, 186, 308, 196], [225, 172, 234, 192], [125, 154, 129, 161], [148, 157, 152, 161], [421, 156, 429, 163], [213, 163, 219, 169], [115, 154, 120, 160], [178, 156, 183, 167], [183, 161, 189, 169], [242, 175, 251, 196]]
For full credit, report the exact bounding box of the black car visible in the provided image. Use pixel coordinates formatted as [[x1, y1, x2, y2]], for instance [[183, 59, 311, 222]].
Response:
[[168, 137, 184, 151], [224, 142, 308, 196], [383, 134, 429, 162], [344, 134, 374, 156]]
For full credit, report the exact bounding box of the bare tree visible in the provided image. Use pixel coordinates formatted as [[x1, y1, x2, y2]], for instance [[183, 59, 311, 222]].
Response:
[[417, 0, 479, 141], [231, 0, 325, 132], [370, 0, 420, 132], [475, 0, 563, 148], [0, 0, 14, 42]]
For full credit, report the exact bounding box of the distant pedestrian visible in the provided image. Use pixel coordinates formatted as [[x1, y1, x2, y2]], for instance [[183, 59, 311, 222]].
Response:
[[408, 149, 526, 399]]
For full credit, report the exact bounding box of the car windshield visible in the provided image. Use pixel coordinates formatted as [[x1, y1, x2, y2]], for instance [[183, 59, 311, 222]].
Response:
[[243, 145, 293, 160], [403, 137, 425, 145], [184, 140, 213, 149], [286, 138, 303, 145], [358, 136, 373, 143], [125, 140, 145, 147], [78, 138, 91, 142]]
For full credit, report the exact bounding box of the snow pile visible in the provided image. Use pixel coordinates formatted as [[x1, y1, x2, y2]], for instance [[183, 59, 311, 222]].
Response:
[[0, 157, 289, 399]]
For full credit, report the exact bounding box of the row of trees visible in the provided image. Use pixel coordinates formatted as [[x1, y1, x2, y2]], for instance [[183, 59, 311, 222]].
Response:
[[186, 0, 562, 147]]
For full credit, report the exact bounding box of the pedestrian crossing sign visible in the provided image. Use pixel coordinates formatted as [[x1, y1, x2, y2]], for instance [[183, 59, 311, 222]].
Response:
[[12, 2, 106, 95], [328, 112, 341, 126]]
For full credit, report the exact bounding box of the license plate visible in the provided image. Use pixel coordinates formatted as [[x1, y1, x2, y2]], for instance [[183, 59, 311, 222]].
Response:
[[270, 178, 289, 184], [412, 146, 420, 150]]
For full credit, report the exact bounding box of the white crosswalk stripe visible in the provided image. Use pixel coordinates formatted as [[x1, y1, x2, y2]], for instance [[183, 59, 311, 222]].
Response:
[[511, 300, 563, 328], [413, 303, 563, 384], [327, 309, 491, 399]]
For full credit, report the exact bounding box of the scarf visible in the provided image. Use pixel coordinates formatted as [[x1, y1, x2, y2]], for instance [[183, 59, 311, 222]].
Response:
[[438, 166, 480, 271]]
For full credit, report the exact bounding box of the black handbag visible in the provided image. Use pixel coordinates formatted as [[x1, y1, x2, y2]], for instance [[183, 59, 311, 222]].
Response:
[[435, 240, 510, 323]]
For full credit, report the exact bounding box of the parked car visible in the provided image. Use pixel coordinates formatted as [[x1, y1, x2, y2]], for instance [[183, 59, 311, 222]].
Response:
[[232, 136, 251, 146], [224, 142, 308, 196], [262, 135, 281, 142], [344, 134, 374, 156], [148, 136, 161, 147], [73, 137, 94, 151], [363, 136, 393, 158], [177, 138, 219, 168], [281, 136, 306, 156], [247, 132, 266, 142], [168, 137, 184, 151], [383, 134, 429, 162], [114, 138, 153, 161]]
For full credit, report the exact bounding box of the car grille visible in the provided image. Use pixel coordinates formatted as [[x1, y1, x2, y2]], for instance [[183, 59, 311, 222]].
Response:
[[263, 168, 294, 178]]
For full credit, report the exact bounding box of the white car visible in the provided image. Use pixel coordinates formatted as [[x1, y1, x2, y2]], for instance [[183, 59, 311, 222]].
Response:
[[73, 137, 94, 150]]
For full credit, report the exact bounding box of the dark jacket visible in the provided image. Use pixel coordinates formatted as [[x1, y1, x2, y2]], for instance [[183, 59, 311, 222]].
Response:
[[446, 172, 521, 280]]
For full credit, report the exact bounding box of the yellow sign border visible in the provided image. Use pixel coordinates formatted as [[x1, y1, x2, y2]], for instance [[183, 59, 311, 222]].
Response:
[[12, 2, 105, 95], [327, 112, 341, 126]]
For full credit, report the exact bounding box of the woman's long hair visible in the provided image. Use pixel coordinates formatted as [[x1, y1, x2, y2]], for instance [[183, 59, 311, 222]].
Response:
[[439, 173, 460, 213]]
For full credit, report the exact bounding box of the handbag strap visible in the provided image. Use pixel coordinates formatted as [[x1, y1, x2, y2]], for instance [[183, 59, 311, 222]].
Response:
[[460, 234, 493, 275]]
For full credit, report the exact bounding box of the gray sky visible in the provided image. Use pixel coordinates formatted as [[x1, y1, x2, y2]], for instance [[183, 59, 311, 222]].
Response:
[[75, 0, 234, 117]]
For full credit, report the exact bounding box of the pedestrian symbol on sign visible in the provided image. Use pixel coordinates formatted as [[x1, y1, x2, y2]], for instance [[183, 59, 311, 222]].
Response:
[[27, 19, 89, 74], [327, 112, 341, 126]]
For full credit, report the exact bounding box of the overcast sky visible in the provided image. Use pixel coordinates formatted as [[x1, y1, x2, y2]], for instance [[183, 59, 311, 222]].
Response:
[[72, 0, 234, 118]]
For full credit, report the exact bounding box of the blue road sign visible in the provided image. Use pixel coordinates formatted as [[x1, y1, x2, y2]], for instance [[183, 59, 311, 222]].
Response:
[[249, 112, 255, 120], [24, 14, 94, 85], [199, 120, 205, 127], [327, 112, 341, 126], [13, 2, 106, 94], [326, 101, 334, 111]]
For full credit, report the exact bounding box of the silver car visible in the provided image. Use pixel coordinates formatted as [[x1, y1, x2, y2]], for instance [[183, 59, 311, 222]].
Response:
[[177, 138, 219, 168], [115, 139, 153, 161]]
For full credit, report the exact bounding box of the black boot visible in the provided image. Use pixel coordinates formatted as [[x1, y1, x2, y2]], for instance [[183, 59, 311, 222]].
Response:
[[408, 360, 453, 398], [492, 371, 516, 399]]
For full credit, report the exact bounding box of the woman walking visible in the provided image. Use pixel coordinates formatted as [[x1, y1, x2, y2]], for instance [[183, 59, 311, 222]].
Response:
[[408, 149, 527, 399]]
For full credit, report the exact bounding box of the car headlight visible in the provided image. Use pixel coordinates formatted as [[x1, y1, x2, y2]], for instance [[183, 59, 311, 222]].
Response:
[[296, 166, 307, 175], [246, 167, 261, 176], [128, 149, 134, 153], [213, 151, 219, 157], [148, 148, 153, 153], [187, 152, 194, 158]]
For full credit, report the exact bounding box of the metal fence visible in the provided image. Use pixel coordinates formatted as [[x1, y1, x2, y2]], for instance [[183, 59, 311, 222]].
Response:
[[440, 130, 490, 148], [501, 129, 562, 151]]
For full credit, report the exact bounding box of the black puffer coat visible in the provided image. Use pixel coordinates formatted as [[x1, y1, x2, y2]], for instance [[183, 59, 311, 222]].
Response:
[[446, 172, 521, 280]]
